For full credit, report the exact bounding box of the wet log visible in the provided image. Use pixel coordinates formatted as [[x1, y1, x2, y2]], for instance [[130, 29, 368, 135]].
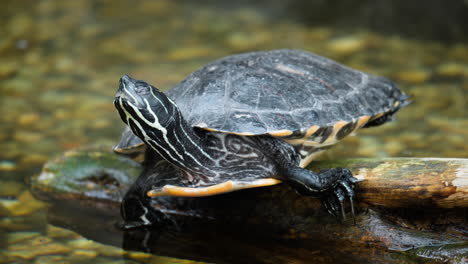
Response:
[[308, 158, 468, 209], [31, 150, 468, 264], [32, 150, 468, 210]]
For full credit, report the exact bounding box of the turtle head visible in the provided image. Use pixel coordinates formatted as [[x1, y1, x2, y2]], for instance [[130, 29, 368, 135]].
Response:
[[114, 75, 176, 130], [114, 75, 207, 174]]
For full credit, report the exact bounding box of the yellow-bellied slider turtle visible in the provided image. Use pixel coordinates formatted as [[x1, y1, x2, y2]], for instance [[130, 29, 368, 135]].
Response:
[[114, 49, 408, 228]]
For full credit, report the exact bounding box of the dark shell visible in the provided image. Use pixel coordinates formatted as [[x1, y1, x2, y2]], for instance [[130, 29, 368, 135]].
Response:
[[168, 49, 405, 135], [113, 126, 145, 154], [116, 49, 406, 150]]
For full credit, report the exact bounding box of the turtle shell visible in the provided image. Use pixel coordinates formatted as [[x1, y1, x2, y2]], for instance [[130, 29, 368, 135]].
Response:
[[115, 49, 407, 155], [169, 49, 406, 136], [114, 127, 144, 152]]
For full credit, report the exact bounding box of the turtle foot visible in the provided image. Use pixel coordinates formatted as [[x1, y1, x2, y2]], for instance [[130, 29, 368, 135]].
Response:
[[284, 166, 361, 222], [318, 168, 361, 222]]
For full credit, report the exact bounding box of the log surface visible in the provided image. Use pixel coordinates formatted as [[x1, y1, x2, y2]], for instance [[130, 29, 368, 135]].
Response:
[[309, 158, 468, 208]]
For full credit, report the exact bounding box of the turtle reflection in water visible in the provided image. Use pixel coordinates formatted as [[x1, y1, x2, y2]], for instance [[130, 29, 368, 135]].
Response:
[[113, 49, 408, 229]]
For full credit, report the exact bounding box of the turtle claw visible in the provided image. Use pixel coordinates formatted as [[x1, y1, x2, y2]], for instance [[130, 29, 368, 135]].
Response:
[[319, 168, 359, 222], [341, 206, 346, 221], [350, 177, 364, 183], [285, 166, 360, 221], [322, 197, 338, 218], [322, 199, 333, 216], [349, 196, 356, 225], [334, 187, 347, 220]]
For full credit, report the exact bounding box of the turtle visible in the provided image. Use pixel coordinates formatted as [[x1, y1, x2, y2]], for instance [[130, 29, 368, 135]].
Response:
[[113, 49, 408, 229]]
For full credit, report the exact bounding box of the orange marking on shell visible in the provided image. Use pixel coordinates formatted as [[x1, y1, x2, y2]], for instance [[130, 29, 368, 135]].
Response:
[[202, 127, 219, 132], [146, 178, 282, 197], [269, 129, 293, 137], [284, 125, 320, 145], [333, 120, 348, 132], [228, 131, 256, 136], [357, 116, 371, 128], [370, 112, 384, 121], [322, 120, 347, 144], [304, 125, 320, 138], [284, 138, 306, 145]]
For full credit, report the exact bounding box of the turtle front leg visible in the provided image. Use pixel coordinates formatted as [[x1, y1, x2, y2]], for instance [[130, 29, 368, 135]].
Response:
[[118, 190, 169, 229], [283, 166, 361, 220]]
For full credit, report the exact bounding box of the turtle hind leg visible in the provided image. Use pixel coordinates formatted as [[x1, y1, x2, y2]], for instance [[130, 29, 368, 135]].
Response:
[[283, 166, 360, 220]]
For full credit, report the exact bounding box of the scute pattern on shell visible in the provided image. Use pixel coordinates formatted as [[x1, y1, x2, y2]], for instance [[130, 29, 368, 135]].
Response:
[[167, 49, 405, 136]]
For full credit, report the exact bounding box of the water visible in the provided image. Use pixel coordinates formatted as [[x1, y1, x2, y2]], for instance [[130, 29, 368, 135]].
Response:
[[1, 0, 467, 263]]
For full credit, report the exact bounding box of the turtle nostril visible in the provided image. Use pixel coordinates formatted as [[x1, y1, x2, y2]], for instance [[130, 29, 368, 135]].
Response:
[[121, 74, 131, 81]]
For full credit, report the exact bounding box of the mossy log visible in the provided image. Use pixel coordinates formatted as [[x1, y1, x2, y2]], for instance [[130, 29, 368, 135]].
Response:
[[31, 150, 468, 264]]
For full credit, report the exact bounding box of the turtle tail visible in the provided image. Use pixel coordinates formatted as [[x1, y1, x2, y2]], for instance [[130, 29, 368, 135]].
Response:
[[398, 93, 412, 108], [363, 92, 411, 128]]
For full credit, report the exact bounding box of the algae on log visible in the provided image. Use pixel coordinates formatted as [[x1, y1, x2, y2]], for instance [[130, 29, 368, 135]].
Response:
[[31, 150, 468, 264], [30, 147, 142, 209]]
